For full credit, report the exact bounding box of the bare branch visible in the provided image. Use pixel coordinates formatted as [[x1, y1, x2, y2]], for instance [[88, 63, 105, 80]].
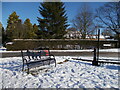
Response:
[[72, 3, 95, 39], [96, 2, 120, 34]]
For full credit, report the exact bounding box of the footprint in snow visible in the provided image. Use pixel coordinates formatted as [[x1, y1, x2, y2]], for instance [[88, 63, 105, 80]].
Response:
[[39, 79, 43, 83], [79, 73, 86, 77], [71, 69, 75, 73], [56, 84, 61, 88]]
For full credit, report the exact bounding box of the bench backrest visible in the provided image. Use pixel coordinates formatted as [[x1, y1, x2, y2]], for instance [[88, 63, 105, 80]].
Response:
[[35, 47, 50, 56], [21, 48, 50, 61], [27, 50, 41, 60]]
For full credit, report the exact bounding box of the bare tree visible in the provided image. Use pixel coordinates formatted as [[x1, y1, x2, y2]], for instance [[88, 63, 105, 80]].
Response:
[[72, 4, 95, 39], [96, 2, 120, 34], [101, 29, 113, 37], [67, 27, 77, 32]]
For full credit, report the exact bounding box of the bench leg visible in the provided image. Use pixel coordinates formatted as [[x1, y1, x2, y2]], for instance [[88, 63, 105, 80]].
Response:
[[27, 65, 30, 74], [54, 59, 56, 67], [22, 63, 24, 71], [27, 67, 30, 74], [49, 60, 50, 65]]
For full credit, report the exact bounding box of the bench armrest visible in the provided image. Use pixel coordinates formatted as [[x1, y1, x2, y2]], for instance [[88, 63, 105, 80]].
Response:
[[49, 54, 55, 58], [23, 57, 28, 63]]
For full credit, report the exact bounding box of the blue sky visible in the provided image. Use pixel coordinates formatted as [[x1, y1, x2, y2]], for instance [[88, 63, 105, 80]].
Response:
[[2, 2, 106, 28]]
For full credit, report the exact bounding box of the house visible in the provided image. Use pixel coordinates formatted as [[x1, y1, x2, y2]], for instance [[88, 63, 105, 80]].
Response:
[[64, 31, 82, 39], [64, 30, 111, 40]]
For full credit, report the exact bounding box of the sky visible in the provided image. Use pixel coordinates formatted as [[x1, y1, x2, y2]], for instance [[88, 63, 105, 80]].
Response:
[[2, 2, 106, 28]]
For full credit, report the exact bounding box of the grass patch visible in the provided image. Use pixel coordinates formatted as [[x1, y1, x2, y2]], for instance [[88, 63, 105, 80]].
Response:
[[57, 62, 64, 64], [57, 59, 69, 64], [63, 59, 69, 62]]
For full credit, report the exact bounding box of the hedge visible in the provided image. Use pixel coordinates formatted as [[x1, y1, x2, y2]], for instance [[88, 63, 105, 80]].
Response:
[[6, 39, 118, 51]]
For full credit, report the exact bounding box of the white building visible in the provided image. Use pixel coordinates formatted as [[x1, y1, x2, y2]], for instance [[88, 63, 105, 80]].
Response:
[[64, 30, 108, 40], [64, 31, 82, 39]]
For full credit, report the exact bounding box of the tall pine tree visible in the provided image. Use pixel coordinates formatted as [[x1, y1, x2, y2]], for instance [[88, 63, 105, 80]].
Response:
[[37, 2, 69, 39], [13, 19, 24, 39], [23, 18, 32, 39], [33, 24, 39, 39], [0, 22, 7, 45], [2, 27, 6, 45], [0, 22, 2, 45], [24, 19, 37, 39], [6, 11, 20, 41]]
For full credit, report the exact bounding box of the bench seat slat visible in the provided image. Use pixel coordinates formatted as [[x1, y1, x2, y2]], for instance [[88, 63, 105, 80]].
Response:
[[28, 60, 55, 69], [26, 58, 54, 64]]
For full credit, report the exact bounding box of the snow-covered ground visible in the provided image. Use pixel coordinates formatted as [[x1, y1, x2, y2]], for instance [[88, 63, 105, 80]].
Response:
[[0, 56, 119, 88]]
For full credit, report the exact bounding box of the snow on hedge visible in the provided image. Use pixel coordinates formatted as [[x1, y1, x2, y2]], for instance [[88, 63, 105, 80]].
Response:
[[0, 56, 119, 88]]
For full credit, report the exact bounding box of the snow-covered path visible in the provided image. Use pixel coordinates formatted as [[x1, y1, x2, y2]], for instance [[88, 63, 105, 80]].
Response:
[[0, 56, 119, 88]]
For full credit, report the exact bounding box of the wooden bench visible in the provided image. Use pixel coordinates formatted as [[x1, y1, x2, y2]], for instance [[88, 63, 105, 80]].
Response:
[[21, 48, 56, 73]]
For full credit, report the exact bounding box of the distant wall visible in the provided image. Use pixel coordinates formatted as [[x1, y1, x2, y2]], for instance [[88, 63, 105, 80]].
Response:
[[6, 39, 118, 51]]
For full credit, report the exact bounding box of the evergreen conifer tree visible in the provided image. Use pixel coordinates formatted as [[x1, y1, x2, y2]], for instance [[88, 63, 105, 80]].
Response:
[[37, 2, 69, 39], [0, 22, 7, 45], [0, 22, 2, 28], [24, 18, 37, 39], [6, 11, 20, 41], [0, 22, 2, 45], [2, 27, 6, 45], [33, 24, 39, 38], [13, 19, 24, 39]]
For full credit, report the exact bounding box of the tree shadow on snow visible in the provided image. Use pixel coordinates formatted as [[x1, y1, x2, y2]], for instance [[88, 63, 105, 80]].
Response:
[[69, 60, 92, 66], [69, 60, 120, 70], [0, 61, 23, 72], [105, 65, 120, 70]]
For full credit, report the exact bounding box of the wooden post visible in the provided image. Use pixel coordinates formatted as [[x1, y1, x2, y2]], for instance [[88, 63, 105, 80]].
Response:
[[97, 29, 100, 62], [118, 33, 120, 48], [94, 48, 96, 61], [92, 29, 100, 66], [92, 48, 98, 66]]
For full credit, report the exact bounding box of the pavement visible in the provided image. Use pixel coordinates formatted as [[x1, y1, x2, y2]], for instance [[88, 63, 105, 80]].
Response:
[[0, 50, 118, 58]]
